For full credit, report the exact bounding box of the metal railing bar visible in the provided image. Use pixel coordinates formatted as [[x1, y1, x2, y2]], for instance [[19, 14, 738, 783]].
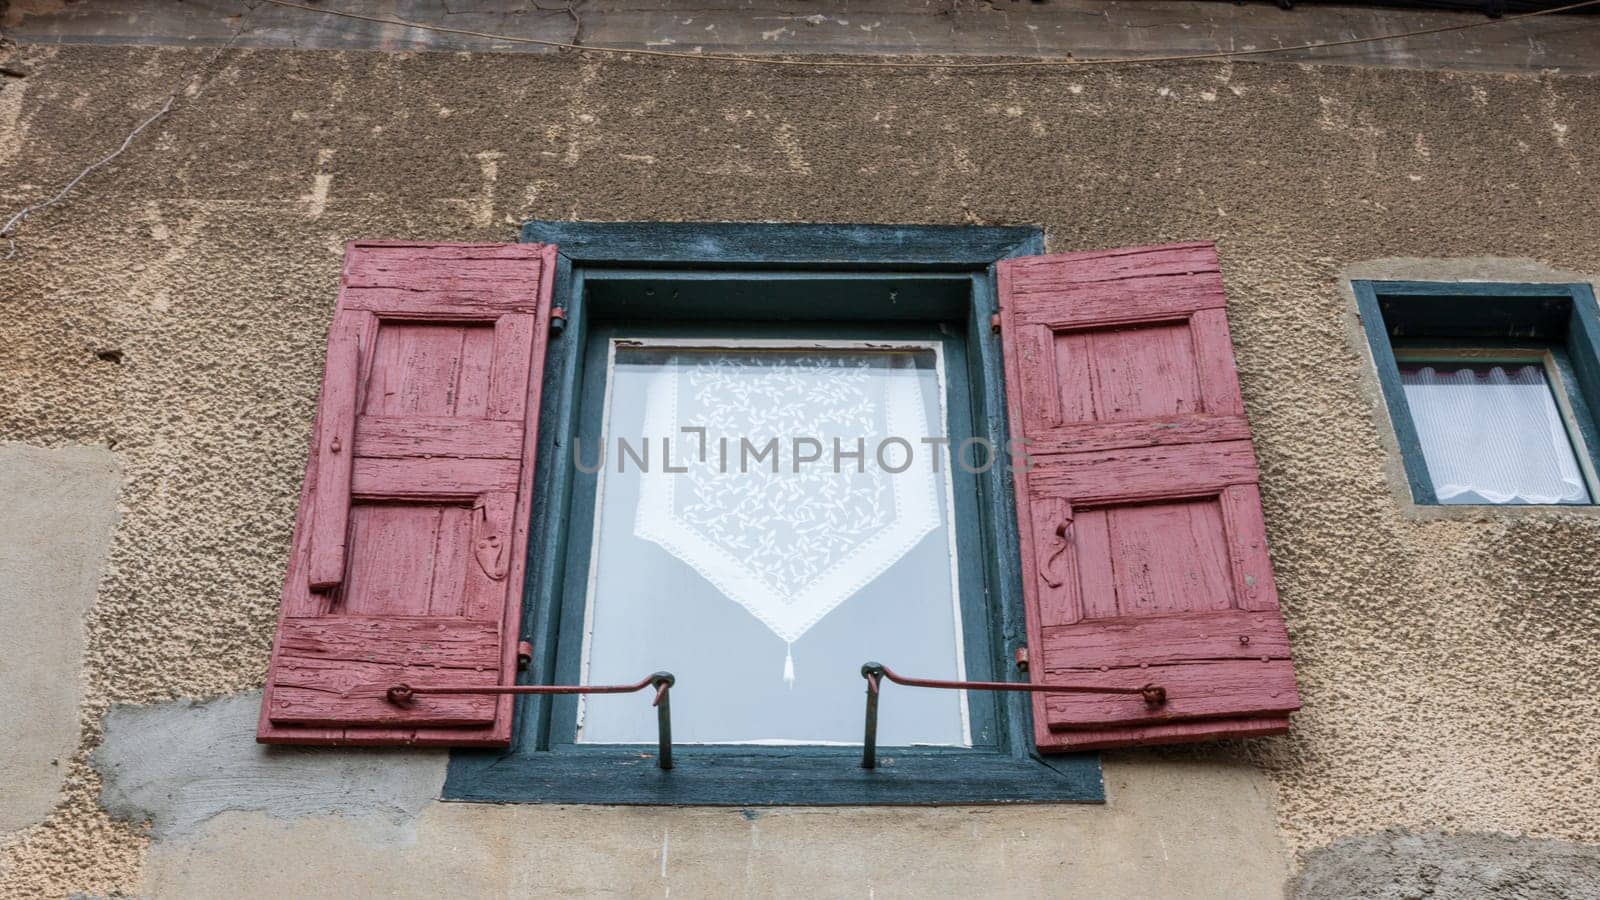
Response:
[[386, 671, 676, 770], [858, 662, 1167, 769]]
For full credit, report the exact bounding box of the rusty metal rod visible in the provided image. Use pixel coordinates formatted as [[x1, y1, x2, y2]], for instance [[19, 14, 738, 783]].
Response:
[[861, 665, 881, 770], [859, 662, 1166, 770], [387, 671, 677, 770]]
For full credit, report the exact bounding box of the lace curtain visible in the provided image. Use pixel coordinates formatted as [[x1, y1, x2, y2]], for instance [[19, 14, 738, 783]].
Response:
[[634, 350, 941, 685], [1400, 363, 1589, 505]]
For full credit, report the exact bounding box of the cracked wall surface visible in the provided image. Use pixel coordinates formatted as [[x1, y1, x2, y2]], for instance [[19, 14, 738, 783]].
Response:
[[7, 0, 1600, 74], [0, 38, 1598, 897]]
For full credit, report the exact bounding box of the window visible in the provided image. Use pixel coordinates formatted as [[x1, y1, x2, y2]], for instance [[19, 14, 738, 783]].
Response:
[[441, 223, 1107, 805], [259, 228, 1302, 806], [1354, 281, 1600, 507]]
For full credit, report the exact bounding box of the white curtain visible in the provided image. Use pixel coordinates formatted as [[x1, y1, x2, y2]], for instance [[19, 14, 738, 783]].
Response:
[[1400, 363, 1589, 505], [633, 350, 941, 685]]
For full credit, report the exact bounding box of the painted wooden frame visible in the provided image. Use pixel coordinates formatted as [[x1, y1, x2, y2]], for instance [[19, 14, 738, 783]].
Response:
[[1354, 280, 1600, 506], [559, 324, 993, 752], [442, 222, 1107, 804]]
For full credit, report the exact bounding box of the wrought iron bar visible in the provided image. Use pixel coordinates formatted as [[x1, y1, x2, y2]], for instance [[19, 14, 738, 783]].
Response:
[[858, 662, 1166, 769], [387, 671, 677, 770]]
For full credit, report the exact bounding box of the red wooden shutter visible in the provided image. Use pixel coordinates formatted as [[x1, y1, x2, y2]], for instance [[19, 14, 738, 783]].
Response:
[[257, 241, 555, 746], [997, 241, 1299, 751]]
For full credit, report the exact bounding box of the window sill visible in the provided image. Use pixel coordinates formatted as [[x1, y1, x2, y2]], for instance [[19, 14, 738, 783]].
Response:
[[442, 747, 1102, 805], [1389, 495, 1600, 521]]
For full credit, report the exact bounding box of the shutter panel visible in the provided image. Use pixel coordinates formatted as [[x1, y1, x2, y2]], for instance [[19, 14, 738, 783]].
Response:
[[257, 241, 555, 747], [997, 241, 1300, 751]]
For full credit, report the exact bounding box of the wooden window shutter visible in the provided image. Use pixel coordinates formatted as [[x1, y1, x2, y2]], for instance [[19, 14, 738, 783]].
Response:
[[997, 241, 1300, 751], [257, 241, 555, 746]]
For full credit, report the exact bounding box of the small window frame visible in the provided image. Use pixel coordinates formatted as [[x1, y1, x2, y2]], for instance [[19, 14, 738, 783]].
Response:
[[442, 222, 1104, 805], [1354, 280, 1600, 507]]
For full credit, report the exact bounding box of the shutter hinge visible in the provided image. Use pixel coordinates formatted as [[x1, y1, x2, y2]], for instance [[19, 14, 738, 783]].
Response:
[[990, 312, 1002, 334], [549, 306, 567, 337], [517, 640, 533, 671], [1014, 645, 1029, 672]]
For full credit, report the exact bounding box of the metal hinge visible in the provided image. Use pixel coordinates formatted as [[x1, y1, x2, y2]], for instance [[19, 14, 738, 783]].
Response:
[[517, 640, 533, 671], [1014, 645, 1029, 672], [990, 312, 1002, 334], [549, 306, 567, 337]]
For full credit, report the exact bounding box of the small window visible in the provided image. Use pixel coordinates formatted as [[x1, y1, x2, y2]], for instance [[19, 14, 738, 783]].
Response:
[[1354, 281, 1600, 507]]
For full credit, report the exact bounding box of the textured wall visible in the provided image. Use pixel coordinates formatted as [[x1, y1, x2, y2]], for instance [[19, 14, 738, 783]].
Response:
[[1, 42, 1598, 896]]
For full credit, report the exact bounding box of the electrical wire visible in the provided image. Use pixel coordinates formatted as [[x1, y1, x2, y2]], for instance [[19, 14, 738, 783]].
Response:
[[3, 0, 1594, 260], [0, 4, 262, 260], [256, 0, 1600, 70]]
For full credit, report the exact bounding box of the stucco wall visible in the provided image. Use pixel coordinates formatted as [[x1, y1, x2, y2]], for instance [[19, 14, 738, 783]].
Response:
[[1, 42, 1598, 897]]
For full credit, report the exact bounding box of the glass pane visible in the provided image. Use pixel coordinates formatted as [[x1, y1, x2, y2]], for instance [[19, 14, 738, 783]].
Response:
[[578, 343, 969, 746], [1399, 362, 1590, 505]]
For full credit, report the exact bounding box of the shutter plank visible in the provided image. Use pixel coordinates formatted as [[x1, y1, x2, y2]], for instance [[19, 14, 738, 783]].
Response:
[[1043, 658, 1298, 728], [1046, 716, 1291, 752], [267, 618, 500, 726], [1027, 441, 1261, 502], [351, 457, 521, 498], [1005, 242, 1219, 290], [999, 241, 1300, 752], [1013, 273, 1228, 328], [1072, 508, 1118, 621], [1189, 308, 1246, 416], [1221, 483, 1281, 611], [343, 243, 545, 291], [1041, 609, 1292, 667], [343, 287, 543, 316], [354, 416, 524, 459], [488, 314, 537, 421], [305, 315, 362, 592], [1027, 496, 1077, 627], [1025, 415, 1250, 458]]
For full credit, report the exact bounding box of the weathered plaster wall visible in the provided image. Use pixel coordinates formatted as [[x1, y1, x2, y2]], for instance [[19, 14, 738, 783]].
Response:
[[92, 691, 1290, 897], [0, 444, 121, 835], [1, 40, 1598, 897], [10, 0, 1600, 74]]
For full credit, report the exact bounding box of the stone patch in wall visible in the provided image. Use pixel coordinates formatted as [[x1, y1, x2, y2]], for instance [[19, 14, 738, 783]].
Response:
[[1292, 829, 1600, 899]]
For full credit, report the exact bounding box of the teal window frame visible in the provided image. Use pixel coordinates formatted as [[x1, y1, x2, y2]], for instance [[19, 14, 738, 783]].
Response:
[[441, 222, 1104, 805], [1353, 279, 1600, 507]]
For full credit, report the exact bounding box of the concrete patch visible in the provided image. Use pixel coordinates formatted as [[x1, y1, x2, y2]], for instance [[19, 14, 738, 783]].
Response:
[[93, 691, 447, 840], [1292, 829, 1600, 899], [140, 751, 1290, 898], [0, 442, 121, 834]]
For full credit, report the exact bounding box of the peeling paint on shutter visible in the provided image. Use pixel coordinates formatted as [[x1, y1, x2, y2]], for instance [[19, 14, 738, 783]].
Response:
[[998, 241, 1300, 751], [258, 241, 554, 747]]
